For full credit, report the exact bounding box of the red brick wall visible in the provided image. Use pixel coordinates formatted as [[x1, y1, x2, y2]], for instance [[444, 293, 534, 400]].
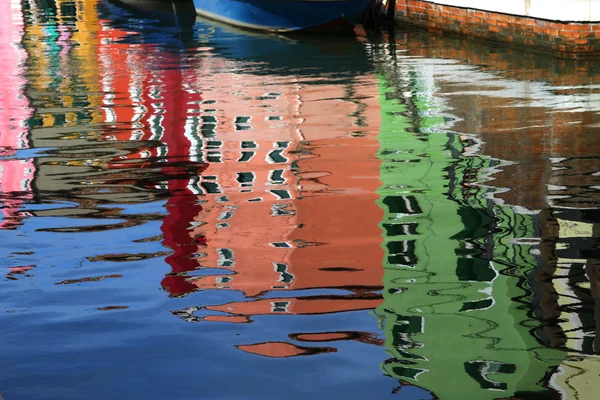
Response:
[[394, 0, 600, 56]]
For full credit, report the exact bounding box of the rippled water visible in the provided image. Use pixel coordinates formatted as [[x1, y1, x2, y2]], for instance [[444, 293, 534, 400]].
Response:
[[2, 0, 600, 399]]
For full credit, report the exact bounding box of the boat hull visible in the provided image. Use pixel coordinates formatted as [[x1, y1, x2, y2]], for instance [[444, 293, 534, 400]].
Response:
[[192, 0, 374, 32]]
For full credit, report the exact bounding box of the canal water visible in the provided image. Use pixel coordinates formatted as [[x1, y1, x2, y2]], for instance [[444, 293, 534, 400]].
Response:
[[1, 0, 600, 399]]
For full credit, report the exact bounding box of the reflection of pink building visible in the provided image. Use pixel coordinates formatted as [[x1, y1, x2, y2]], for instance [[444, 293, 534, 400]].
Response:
[[93, 13, 384, 356], [183, 64, 384, 300], [0, 0, 34, 231], [180, 61, 384, 356]]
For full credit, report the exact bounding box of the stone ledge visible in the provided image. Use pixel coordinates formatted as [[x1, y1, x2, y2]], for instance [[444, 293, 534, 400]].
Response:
[[393, 0, 600, 57]]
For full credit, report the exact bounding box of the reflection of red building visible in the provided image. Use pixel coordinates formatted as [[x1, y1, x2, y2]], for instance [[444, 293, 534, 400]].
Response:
[[0, 1, 34, 232], [95, 19, 207, 297], [94, 8, 384, 358]]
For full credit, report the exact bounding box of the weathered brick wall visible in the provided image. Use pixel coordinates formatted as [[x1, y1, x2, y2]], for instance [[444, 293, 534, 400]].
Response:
[[394, 0, 600, 56]]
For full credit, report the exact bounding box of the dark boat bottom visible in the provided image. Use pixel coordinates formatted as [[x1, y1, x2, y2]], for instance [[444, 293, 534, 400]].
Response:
[[300, 17, 356, 33], [194, 8, 357, 35]]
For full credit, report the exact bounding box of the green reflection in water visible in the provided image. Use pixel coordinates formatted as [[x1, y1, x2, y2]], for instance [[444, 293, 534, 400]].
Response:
[[374, 64, 565, 399]]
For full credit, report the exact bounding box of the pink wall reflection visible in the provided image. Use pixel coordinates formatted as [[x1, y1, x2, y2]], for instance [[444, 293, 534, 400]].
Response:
[[0, 0, 34, 230]]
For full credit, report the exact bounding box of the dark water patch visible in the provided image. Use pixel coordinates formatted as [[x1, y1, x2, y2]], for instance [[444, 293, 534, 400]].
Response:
[[54, 274, 123, 285], [96, 305, 129, 311], [86, 251, 171, 262]]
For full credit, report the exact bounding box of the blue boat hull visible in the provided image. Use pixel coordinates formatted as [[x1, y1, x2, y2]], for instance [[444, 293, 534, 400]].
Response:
[[192, 0, 374, 32], [100, 0, 373, 77]]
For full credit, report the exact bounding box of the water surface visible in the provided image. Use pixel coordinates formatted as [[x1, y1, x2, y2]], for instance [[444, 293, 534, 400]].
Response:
[[1, 1, 600, 399]]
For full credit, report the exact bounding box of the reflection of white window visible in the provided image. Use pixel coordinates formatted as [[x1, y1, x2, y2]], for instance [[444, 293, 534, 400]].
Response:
[[269, 169, 286, 185], [234, 116, 252, 131], [201, 179, 221, 194], [202, 122, 217, 138], [149, 87, 162, 100], [400, 196, 418, 214], [266, 150, 287, 164], [273, 262, 293, 283], [460, 297, 494, 312], [103, 107, 116, 123], [262, 92, 282, 100], [188, 177, 204, 196], [241, 141, 257, 149], [21, 178, 31, 191], [217, 248, 235, 267], [216, 276, 232, 289], [271, 203, 295, 216], [217, 209, 234, 220], [238, 151, 255, 162], [184, 116, 203, 162], [157, 145, 167, 159], [269, 190, 291, 200], [270, 242, 292, 248], [148, 115, 164, 140], [102, 91, 115, 106], [270, 301, 290, 313], [132, 105, 146, 122], [207, 152, 222, 163], [154, 181, 168, 190], [237, 172, 255, 187]]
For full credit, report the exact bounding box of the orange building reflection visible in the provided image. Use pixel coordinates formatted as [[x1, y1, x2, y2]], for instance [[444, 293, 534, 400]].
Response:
[[96, 3, 384, 357]]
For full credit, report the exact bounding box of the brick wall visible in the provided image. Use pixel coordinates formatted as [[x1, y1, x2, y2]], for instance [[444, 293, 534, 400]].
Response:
[[394, 0, 600, 57]]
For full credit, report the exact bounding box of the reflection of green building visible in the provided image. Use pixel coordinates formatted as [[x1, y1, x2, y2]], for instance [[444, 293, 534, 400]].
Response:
[[374, 70, 565, 399]]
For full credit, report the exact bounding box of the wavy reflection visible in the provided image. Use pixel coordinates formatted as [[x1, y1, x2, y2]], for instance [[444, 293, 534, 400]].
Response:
[[369, 28, 600, 399], [13, 0, 393, 384], [3, 1, 600, 399]]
